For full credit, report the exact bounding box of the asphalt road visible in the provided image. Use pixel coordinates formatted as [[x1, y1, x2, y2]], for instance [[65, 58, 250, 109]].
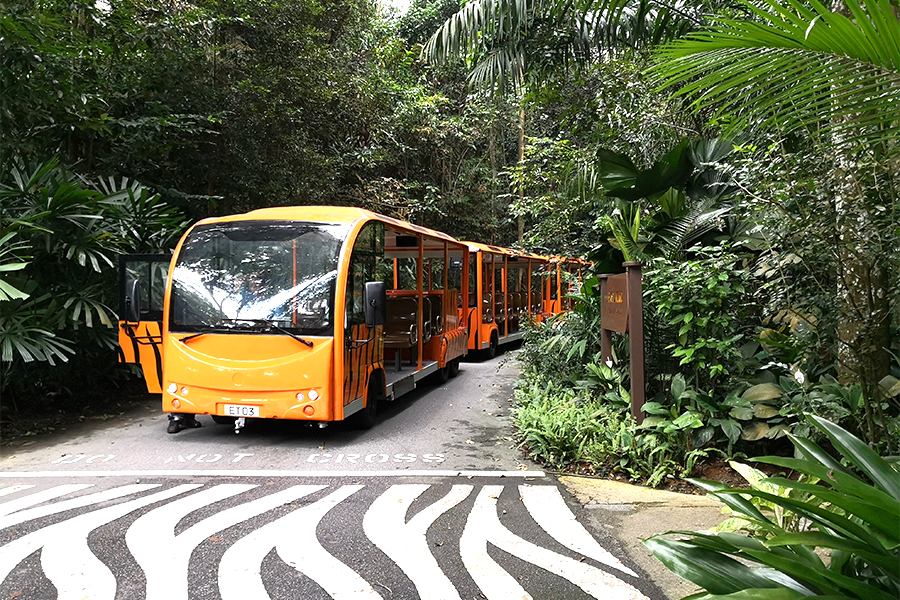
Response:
[[0, 352, 671, 600]]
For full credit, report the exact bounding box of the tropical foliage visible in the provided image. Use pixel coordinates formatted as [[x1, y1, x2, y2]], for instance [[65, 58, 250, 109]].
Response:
[[0, 159, 186, 407], [644, 415, 900, 600]]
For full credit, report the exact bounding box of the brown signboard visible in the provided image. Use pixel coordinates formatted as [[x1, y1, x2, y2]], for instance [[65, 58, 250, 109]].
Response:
[[601, 273, 628, 333]]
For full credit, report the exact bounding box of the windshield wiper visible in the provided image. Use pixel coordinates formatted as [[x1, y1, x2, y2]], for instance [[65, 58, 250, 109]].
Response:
[[179, 326, 226, 343], [233, 319, 314, 348]]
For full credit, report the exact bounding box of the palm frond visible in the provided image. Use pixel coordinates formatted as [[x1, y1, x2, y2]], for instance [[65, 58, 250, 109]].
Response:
[[650, 0, 900, 144]]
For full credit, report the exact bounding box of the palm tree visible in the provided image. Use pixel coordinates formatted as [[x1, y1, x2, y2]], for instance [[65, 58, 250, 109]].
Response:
[[422, 0, 703, 92], [649, 0, 900, 146], [422, 0, 703, 241], [650, 0, 899, 441]]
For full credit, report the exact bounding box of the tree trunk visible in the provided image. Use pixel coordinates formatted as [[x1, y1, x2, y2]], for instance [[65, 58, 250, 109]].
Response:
[[830, 0, 892, 446], [517, 99, 525, 243]]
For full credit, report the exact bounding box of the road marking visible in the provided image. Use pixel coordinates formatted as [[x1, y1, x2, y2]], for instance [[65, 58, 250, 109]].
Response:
[[0, 484, 165, 530], [460, 486, 648, 600], [0, 485, 34, 499], [0, 481, 644, 600], [129, 484, 329, 600], [219, 486, 377, 600], [0, 484, 95, 521], [0, 469, 545, 478], [519, 485, 637, 577], [0, 484, 200, 600], [364, 484, 473, 600]]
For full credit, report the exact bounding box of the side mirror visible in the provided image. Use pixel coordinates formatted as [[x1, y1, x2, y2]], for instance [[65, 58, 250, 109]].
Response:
[[365, 281, 386, 328], [125, 278, 142, 322]]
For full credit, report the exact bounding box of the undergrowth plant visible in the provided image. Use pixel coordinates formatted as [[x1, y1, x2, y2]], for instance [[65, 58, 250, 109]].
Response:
[[644, 415, 900, 600]]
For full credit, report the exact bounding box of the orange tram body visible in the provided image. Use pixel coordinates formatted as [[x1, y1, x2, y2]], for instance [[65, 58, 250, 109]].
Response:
[[117, 206, 585, 430]]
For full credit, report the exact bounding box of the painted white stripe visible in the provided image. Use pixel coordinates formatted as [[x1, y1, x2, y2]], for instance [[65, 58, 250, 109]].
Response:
[[0, 469, 545, 478], [130, 484, 328, 600], [364, 484, 472, 600], [0, 484, 160, 530], [519, 485, 637, 577], [460, 486, 530, 600], [0, 484, 200, 600], [219, 485, 378, 600], [461, 486, 649, 600], [0, 485, 35, 498], [0, 484, 94, 520]]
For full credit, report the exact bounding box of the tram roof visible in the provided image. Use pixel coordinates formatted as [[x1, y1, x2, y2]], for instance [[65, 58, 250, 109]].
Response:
[[195, 205, 461, 245], [463, 241, 548, 261]]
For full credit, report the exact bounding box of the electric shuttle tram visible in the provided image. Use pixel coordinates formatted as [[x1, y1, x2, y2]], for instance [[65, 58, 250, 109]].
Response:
[[117, 206, 584, 431], [118, 206, 469, 431]]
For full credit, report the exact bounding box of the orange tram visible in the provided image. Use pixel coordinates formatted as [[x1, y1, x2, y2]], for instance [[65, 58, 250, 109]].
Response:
[[117, 206, 585, 431]]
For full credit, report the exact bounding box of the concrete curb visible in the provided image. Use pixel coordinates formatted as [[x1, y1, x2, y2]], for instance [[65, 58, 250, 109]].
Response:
[[559, 476, 725, 600]]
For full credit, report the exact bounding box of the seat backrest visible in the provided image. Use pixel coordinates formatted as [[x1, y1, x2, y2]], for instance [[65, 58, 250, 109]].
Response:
[[430, 294, 443, 335]]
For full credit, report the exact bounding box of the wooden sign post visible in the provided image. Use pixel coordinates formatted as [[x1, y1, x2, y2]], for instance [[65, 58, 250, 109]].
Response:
[[599, 262, 645, 424]]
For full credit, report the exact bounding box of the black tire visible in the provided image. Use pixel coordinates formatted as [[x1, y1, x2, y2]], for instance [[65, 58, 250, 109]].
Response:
[[486, 332, 499, 359], [212, 415, 234, 425], [448, 357, 460, 378], [354, 382, 379, 430], [434, 364, 450, 383]]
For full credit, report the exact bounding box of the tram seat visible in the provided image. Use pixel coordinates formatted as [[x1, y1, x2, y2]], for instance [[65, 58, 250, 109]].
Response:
[[422, 296, 433, 343], [494, 296, 506, 336], [384, 296, 418, 349], [429, 294, 443, 336], [509, 293, 521, 332], [494, 296, 505, 325], [482, 293, 493, 323]]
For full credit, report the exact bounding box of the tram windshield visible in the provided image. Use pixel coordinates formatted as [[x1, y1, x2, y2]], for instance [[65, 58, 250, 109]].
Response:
[[169, 220, 350, 335]]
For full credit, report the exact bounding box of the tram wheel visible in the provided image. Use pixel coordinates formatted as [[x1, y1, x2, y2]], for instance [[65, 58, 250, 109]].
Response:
[[434, 364, 450, 383], [354, 384, 379, 430], [486, 332, 499, 359], [448, 357, 460, 378]]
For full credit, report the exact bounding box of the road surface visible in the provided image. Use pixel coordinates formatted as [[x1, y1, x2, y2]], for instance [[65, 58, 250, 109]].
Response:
[[0, 353, 667, 600]]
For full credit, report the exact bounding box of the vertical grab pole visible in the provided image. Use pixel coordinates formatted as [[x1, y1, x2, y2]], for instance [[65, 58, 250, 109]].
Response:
[[417, 234, 424, 372], [292, 239, 297, 325], [527, 261, 532, 325], [443, 242, 449, 335]]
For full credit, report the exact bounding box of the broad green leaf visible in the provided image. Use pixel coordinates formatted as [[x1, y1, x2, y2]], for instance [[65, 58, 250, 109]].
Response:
[[810, 415, 900, 500], [753, 404, 780, 419], [742, 383, 782, 403], [642, 538, 788, 595], [671, 373, 687, 401], [741, 421, 769, 441]]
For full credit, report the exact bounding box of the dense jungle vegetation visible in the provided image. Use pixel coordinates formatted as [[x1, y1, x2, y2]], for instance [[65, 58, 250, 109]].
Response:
[[1, 1, 898, 595], [1, 0, 898, 463]]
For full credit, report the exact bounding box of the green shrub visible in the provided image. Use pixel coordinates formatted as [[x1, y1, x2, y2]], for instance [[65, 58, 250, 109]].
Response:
[[644, 415, 900, 600], [0, 159, 186, 408], [513, 376, 607, 468]]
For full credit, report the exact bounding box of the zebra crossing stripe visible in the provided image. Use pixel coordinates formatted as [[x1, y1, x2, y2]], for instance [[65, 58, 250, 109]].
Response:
[[460, 486, 649, 600], [129, 484, 332, 600], [0, 484, 160, 530], [0, 486, 35, 499], [0, 484, 201, 600], [0, 484, 94, 521], [218, 485, 376, 600], [363, 484, 473, 600], [0, 482, 647, 600], [519, 485, 637, 577], [129, 483, 258, 600]]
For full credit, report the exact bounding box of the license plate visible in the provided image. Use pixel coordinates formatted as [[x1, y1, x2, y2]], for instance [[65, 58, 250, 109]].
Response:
[[222, 404, 260, 418]]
